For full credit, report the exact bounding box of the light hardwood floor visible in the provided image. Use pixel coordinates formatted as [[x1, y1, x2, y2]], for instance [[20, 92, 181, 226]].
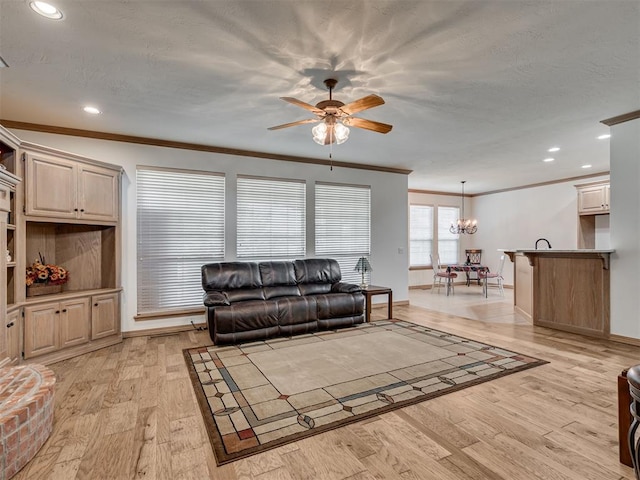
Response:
[[14, 295, 638, 480]]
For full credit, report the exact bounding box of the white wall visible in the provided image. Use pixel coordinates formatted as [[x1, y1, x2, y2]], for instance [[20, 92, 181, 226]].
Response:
[[11, 129, 409, 333], [609, 118, 640, 339]]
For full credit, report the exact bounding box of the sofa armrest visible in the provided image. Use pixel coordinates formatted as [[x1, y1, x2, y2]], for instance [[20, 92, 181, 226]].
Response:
[[331, 282, 362, 294], [203, 291, 230, 307]]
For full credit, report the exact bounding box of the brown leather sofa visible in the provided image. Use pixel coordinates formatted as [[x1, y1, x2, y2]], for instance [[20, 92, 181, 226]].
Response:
[[201, 258, 365, 344]]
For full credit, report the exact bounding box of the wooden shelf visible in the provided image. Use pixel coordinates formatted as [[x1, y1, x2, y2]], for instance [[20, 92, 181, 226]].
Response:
[[6, 262, 15, 268], [6, 224, 15, 230]]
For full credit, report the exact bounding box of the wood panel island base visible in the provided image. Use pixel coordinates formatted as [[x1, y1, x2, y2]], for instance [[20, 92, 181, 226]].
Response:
[[505, 250, 613, 338]]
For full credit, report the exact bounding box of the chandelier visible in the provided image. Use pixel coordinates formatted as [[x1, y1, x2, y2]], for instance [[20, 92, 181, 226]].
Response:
[[449, 181, 477, 234]]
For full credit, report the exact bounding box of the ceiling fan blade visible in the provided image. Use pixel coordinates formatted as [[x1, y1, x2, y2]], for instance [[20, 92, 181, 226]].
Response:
[[267, 118, 319, 130], [280, 97, 325, 115], [343, 117, 393, 134], [340, 94, 385, 115]]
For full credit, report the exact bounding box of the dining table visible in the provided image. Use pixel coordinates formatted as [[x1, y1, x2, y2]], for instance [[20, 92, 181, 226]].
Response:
[[447, 264, 490, 288]]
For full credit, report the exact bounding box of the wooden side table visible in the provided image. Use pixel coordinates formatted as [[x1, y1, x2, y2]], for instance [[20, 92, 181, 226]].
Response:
[[361, 285, 393, 322]]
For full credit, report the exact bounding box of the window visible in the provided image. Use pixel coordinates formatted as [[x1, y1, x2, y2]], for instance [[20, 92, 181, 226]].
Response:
[[410, 205, 433, 267], [237, 176, 306, 260], [437, 206, 459, 264], [315, 182, 371, 284], [137, 167, 225, 314]]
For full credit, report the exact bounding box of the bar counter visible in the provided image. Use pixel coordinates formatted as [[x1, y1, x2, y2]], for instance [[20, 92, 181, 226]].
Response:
[[504, 249, 614, 338]]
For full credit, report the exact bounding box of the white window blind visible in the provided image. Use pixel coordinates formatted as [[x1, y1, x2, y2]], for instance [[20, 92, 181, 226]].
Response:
[[137, 167, 225, 314], [410, 204, 433, 266], [437, 206, 459, 265], [237, 176, 306, 260], [315, 183, 371, 284]]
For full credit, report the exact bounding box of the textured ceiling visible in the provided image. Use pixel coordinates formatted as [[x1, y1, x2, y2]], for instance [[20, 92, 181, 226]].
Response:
[[0, 0, 638, 193]]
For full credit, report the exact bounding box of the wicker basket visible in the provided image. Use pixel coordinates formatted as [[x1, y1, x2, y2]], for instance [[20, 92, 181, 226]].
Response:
[[26, 284, 63, 297]]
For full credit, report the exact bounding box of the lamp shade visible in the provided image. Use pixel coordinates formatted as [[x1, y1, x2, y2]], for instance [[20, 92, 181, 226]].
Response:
[[354, 257, 372, 273]]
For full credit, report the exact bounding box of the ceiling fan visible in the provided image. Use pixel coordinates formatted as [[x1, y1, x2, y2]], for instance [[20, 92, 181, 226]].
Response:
[[268, 78, 393, 146]]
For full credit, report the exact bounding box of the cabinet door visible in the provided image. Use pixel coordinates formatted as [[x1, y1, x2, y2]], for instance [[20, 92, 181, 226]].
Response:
[[604, 185, 611, 211], [6, 309, 21, 365], [78, 165, 119, 222], [91, 293, 119, 340], [60, 298, 90, 348], [578, 185, 607, 214], [24, 302, 60, 358], [25, 154, 78, 219]]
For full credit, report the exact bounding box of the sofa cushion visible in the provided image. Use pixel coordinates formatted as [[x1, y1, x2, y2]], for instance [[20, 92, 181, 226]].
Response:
[[224, 289, 266, 303], [202, 262, 262, 291], [298, 283, 332, 296], [203, 291, 229, 307], [263, 285, 301, 300], [275, 296, 318, 325], [331, 282, 361, 294], [294, 258, 341, 284], [259, 261, 297, 286], [214, 300, 278, 334], [316, 292, 365, 319]]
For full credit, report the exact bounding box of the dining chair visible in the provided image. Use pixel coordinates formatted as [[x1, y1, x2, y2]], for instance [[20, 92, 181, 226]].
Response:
[[430, 254, 457, 296], [479, 254, 505, 298], [464, 249, 482, 286]]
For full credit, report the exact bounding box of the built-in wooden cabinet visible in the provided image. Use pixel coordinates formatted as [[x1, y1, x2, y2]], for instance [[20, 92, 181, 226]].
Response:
[[576, 181, 611, 249], [5, 308, 21, 365], [92, 293, 120, 340], [577, 182, 610, 215], [0, 125, 123, 366], [23, 294, 110, 359], [0, 128, 21, 367], [24, 151, 119, 223]]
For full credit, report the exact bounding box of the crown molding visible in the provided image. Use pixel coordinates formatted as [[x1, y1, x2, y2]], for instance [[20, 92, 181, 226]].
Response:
[[0, 119, 413, 176]]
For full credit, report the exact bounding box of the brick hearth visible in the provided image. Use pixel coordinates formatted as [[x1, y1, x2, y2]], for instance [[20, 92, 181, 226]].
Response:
[[0, 365, 56, 480]]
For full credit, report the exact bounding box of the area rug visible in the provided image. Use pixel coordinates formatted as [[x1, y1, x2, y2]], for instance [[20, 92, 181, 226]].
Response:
[[183, 319, 547, 465]]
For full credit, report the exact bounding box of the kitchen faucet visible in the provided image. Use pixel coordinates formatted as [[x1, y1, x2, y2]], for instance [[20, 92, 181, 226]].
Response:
[[535, 238, 552, 250]]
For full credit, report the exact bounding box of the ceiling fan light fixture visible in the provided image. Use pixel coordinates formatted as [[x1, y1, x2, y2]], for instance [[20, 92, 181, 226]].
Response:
[[311, 120, 350, 145], [334, 122, 349, 144], [312, 122, 327, 145]]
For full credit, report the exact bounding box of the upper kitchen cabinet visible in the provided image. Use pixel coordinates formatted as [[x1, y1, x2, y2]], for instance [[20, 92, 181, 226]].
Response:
[[577, 182, 610, 215], [24, 146, 120, 224]]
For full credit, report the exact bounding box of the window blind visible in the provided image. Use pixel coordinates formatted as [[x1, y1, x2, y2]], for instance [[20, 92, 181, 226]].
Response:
[[315, 183, 371, 284], [410, 204, 434, 266], [237, 176, 306, 260], [437, 206, 459, 265], [136, 167, 225, 314]]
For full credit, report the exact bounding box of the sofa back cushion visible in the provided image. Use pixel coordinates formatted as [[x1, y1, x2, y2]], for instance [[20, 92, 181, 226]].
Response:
[[259, 261, 297, 286], [224, 289, 266, 303], [298, 283, 332, 296], [202, 262, 262, 291], [263, 285, 301, 300], [294, 258, 342, 284]]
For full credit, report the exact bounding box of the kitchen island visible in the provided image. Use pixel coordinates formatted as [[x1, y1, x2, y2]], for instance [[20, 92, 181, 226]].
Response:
[[504, 249, 613, 338]]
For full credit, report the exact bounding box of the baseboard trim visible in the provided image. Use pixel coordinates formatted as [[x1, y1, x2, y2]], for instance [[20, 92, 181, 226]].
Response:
[[123, 323, 208, 338], [609, 334, 640, 347]]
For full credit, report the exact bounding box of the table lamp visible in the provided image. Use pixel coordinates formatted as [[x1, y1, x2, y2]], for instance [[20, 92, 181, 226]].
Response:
[[354, 257, 372, 288]]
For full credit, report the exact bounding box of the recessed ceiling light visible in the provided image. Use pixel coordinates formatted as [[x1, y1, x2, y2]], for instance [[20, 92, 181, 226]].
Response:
[[548, 147, 560, 152], [597, 134, 611, 140], [543, 158, 555, 163], [83, 106, 101, 115], [29, 1, 63, 20], [582, 164, 592, 169]]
